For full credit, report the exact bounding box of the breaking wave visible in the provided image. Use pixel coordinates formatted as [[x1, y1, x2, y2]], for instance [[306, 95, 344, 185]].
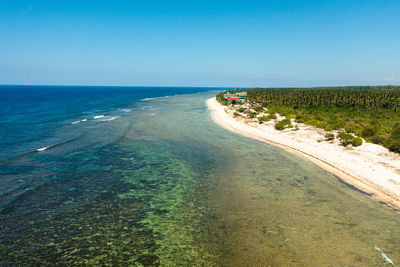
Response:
[[71, 119, 88, 125], [141, 96, 172, 101]]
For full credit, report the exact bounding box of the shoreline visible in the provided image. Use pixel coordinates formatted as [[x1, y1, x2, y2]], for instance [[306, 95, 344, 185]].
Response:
[[206, 97, 400, 210]]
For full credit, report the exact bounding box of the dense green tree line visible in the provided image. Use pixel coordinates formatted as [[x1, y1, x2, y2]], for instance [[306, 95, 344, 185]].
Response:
[[243, 86, 400, 110], [216, 93, 229, 105]]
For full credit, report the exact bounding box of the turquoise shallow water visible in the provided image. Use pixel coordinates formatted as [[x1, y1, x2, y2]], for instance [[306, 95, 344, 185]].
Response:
[[1, 90, 400, 266]]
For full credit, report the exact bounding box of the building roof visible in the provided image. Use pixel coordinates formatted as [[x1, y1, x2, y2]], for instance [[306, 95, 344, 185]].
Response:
[[227, 97, 240, 100]]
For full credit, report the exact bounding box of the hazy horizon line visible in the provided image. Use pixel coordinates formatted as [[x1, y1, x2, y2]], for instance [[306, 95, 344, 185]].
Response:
[[1, 84, 399, 88]]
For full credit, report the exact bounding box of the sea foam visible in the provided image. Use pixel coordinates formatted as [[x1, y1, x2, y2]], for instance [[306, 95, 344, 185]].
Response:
[[36, 146, 49, 152], [94, 116, 119, 122], [71, 119, 88, 125], [141, 96, 171, 101], [102, 116, 119, 121]]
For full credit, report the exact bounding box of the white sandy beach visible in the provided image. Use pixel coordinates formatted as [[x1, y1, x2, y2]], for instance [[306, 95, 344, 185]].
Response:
[[207, 97, 400, 209]]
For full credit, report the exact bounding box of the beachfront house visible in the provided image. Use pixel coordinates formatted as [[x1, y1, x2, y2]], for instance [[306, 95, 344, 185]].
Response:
[[227, 97, 241, 103], [224, 91, 247, 103], [224, 93, 237, 98], [236, 92, 247, 100]]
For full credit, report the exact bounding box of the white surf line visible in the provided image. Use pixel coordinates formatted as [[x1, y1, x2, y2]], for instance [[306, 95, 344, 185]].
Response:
[[375, 246, 394, 265], [36, 146, 49, 152]]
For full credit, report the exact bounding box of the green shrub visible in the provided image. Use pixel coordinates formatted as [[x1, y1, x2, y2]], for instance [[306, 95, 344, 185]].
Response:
[[391, 123, 400, 139], [324, 133, 335, 141], [304, 119, 320, 127], [388, 139, 400, 153], [267, 108, 276, 115], [254, 106, 264, 112], [249, 112, 257, 118], [332, 120, 346, 130], [275, 119, 291, 130], [295, 114, 310, 122], [233, 112, 241, 117], [344, 123, 356, 133], [370, 135, 385, 144], [319, 122, 334, 131], [387, 123, 400, 152], [237, 107, 245, 112], [361, 127, 375, 138], [338, 131, 363, 147], [338, 131, 354, 146], [351, 137, 363, 147], [258, 116, 271, 122]]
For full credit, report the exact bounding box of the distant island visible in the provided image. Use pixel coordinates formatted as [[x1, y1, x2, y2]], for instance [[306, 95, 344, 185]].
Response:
[[208, 86, 400, 209]]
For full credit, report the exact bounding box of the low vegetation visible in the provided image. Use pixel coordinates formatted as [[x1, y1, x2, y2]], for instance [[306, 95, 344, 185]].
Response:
[[324, 133, 335, 141], [257, 114, 276, 122], [337, 131, 363, 147], [274, 119, 292, 130]]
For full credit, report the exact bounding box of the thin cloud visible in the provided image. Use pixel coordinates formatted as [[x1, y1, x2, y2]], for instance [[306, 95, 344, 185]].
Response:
[[381, 76, 399, 82]]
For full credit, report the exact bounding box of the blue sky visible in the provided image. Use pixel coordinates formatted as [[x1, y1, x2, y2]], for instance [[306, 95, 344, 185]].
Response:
[[1, 0, 399, 87]]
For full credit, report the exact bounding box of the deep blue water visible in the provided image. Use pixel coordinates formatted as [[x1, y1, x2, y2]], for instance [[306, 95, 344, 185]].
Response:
[[0, 86, 220, 161]]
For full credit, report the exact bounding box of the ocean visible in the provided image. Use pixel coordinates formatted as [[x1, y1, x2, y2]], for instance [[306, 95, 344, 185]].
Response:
[[1, 86, 399, 265]]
